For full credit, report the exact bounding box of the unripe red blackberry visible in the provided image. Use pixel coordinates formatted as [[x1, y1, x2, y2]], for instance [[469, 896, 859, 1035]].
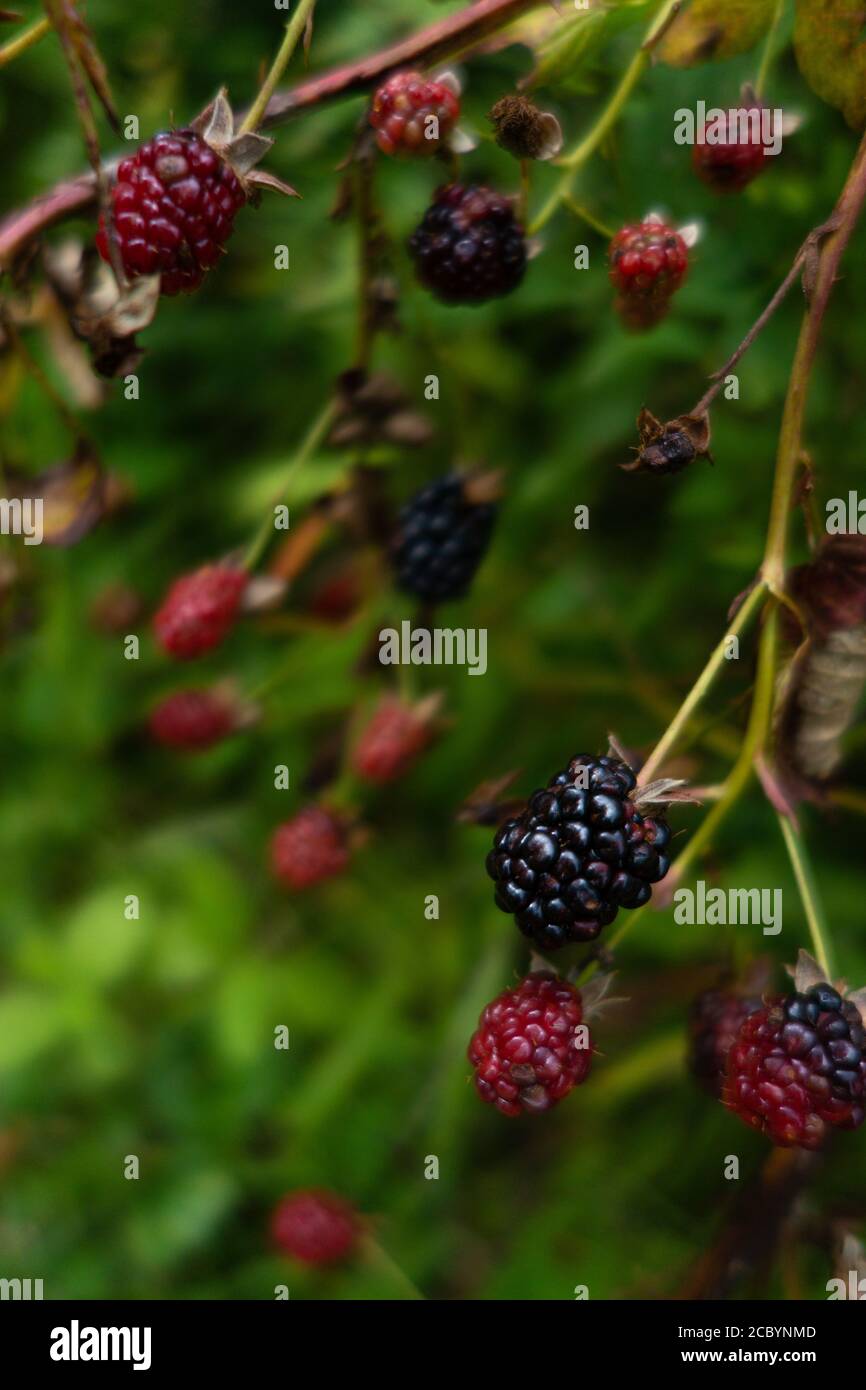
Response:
[[487, 754, 671, 950], [468, 972, 592, 1116], [692, 105, 772, 193], [408, 184, 527, 305], [688, 988, 762, 1097], [390, 473, 497, 603], [352, 695, 433, 784], [270, 807, 350, 891], [153, 564, 247, 660], [723, 984, 866, 1150], [96, 130, 246, 296], [609, 218, 689, 330], [149, 687, 236, 751], [270, 1189, 358, 1266], [369, 70, 460, 158]]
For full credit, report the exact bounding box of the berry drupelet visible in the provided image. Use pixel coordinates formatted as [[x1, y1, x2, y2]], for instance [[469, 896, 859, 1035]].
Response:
[[688, 988, 762, 1098], [369, 70, 460, 158], [270, 807, 350, 891], [270, 1190, 358, 1266], [468, 972, 592, 1117], [487, 754, 671, 950], [96, 130, 246, 296], [608, 219, 689, 330], [692, 105, 772, 193], [723, 983, 866, 1150], [149, 688, 236, 751], [408, 184, 527, 305], [153, 564, 247, 660], [390, 474, 497, 604]]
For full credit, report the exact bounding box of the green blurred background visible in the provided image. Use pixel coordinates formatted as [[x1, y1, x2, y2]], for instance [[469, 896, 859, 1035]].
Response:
[[1, 0, 865, 1299]]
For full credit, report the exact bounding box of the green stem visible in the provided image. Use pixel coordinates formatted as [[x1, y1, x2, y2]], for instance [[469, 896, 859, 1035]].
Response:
[[0, 15, 51, 67], [776, 812, 834, 979], [638, 579, 767, 785], [754, 0, 787, 99], [238, 0, 318, 135], [562, 195, 615, 241], [243, 397, 336, 571], [528, 0, 681, 236], [360, 1234, 425, 1300]]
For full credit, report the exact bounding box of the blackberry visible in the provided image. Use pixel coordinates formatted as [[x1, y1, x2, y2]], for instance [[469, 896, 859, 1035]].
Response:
[[149, 687, 236, 751], [688, 988, 762, 1098], [486, 754, 671, 949], [408, 184, 527, 305], [608, 218, 689, 331], [352, 694, 433, 784], [270, 806, 350, 891], [96, 130, 246, 296], [369, 70, 460, 158], [468, 972, 592, 1116], [723, 984, 866, 1150], [270, 1190, 358, 1266], [390, 474, 496, 603], [692, 105, 772, 193], [153, 563, 247, 660]]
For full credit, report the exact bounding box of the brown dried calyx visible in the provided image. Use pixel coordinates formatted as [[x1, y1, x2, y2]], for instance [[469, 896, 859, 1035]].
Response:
[[623, 408, 712, 476], [329, 370, 433, 450], [189, 89, 298, 201], [489, 95, 562, 161], [776, 535, 866, 787]]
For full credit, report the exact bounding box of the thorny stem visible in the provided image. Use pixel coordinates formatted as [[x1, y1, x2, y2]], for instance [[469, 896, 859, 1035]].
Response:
[[528, 0, 682, 237], [238, 0, 318, 136], [0, 14, 51, 67], [777, 812, 834, 980], [242, 397, 337, 571]]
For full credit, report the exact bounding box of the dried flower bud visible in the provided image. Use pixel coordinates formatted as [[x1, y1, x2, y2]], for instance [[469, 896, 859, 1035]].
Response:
[[623, 408, 711, 476], [489, 95, 562, 161]]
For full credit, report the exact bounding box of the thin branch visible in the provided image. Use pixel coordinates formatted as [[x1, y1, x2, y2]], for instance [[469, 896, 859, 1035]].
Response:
[[0, 13, 50, 66], [776, 812, 834, 979], [238, 0, 318, 136]]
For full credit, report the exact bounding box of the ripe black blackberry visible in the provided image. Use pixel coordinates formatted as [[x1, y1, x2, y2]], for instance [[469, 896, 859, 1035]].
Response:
[[408, 184, 527, 304], [487, 754, 671, 949], [390, 474, 497, 603]]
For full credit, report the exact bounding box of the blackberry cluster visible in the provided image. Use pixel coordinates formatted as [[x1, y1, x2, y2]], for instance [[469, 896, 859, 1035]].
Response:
[[390, 474, 496, 603], [688, 988, 762, 1097], [270, 807, 350, 891], [369, 70, 459, 158], [96, 130, 246, 296], [149, 688, 235, 751], [487, 754, 671, 949], [723, 983, 866, 1150], [468, 972, 592, 1117], [270, 1190, 358, 1266], [153, 564, 247, 660], [408, 184, 527, 305], [693, 106, 771, 193]]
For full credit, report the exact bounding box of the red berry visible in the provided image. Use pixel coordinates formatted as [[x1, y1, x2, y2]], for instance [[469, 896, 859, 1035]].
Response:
[[352, 695, 432, 784], [153, 564, 247, 660], [96, 130, 246, 296], [270, 807, 350, 891], [149, 688, 237, 751], [692, 105, 772, 193], [608, 219, 689, 330], [468, 972, 593, 1117], [688, 988, 762, 1097], [723, 984, 866, 1150], [369, 70, 460, 158], [270, 1190, 358, 1266]]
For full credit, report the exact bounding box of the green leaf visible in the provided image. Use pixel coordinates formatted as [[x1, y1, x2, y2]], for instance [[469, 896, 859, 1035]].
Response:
[[657, 0, 777, 66], [0, 990, 66, 1073], [527, 1, 659, 95], [794, 0, 866, 130], [60, 885, 144, 986]]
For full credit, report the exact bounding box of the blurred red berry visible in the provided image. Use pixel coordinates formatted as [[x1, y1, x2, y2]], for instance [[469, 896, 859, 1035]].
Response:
[[369, 70, 460, 158], [153, 564, 247, 660], [352, 695, 432, 784], [149, 688, 237, 751], [96, 130, 246, 296], [723, 983, 866, 1150], [468, 972, 592, 1117], [608, 219, 689, 330], [270, 807, 350, 890], [688, 988, 762, 1097], [271, 1189, 358, 1266], [692, 105, 773, 193]]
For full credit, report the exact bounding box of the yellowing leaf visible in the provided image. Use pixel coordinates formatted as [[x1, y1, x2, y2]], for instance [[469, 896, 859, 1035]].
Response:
[[657, 0, 777, 67], [794, 0, 866, 130]]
